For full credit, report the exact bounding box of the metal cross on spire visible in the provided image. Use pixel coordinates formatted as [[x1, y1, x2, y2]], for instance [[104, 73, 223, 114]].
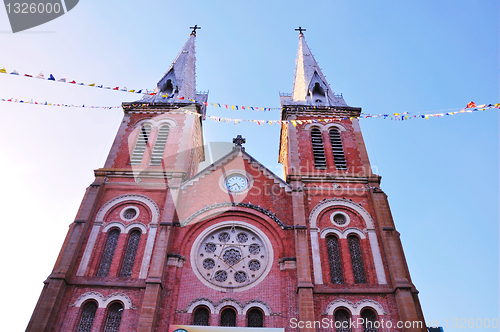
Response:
[[233, 135, 246, 151], [190, 25, 201, 35], [295, 26, 306, 34]]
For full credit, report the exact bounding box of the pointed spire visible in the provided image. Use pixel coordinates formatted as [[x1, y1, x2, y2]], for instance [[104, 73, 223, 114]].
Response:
[[287, 29, 347, 107], [140, 29, 199, 103]]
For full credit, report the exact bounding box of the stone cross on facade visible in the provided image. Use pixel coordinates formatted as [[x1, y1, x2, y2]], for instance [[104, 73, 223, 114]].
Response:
[[295, 26, 306, 34], [233, 135, 246, 151], [190, 25, 201, 35]]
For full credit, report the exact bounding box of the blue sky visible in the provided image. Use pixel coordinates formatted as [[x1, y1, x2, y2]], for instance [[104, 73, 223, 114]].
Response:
[[0, 1, 498, 331]]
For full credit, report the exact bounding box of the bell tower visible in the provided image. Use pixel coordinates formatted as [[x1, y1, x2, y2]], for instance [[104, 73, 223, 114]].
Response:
[[27, 28, 208, 332], [279, 30, 427, 331]]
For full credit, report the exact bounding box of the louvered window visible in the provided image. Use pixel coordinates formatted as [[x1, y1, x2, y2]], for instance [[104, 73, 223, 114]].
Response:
[[119, 230, 141, 277], [130, 124, 152, 165], [193, 307, 210, 326], [150, 125, 170, 165], [311, 128, 326, 169], [362, 309, 378, 332], [329, 129, 347, 169], [76, 301, 97, 332], [220, 307, 237, 327], [335, 309, 351, 332], [247, 308, 264, 327], [103, 302, 124, 332], [326, 236, 343, 284], [348, 235, 367, 283], [97, 229, 120, 277]]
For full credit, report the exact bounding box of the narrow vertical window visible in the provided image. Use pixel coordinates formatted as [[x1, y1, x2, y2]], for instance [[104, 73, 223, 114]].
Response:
[[150, 125, 170, 165], [326, 235, 343, 284], [220, 307, 237, 327], [97, 229, 120, 277], [329, 128, 347, 169], [119, 230, 141, 277], [103, 302, 124, 332], [311, 128, 326, 169], [76, 301, 98, 332], [193, 306, 210, 326], [335, 309, 351, 332], [130, 124, 152, 165], [247, 308, 264, 327], [348, 235, 367, 283], [362, 309, 378, 332]]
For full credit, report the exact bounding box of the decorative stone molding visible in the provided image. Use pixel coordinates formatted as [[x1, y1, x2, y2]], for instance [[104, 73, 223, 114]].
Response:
[[73, 291, 134, 309], [186, 298, 216, 313], [214, 298, 245, 314], [102, 221, 148, 234], [167, 254, 185, 268], [303, 122, 347, 132], [309, 198, 374, 230], [95, 194, 160, 225], [324, 299, 385, 316], [182, 201, 290, 230], [320, 227, 366, 239], [242, 300, 271, 316]]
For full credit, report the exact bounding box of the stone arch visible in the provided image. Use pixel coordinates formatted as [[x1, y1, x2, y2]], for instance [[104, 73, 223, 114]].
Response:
[[304, 122, 347, 132], [73, 292, 133, 309], [214, 299, 244, 314], [309, 198, 374, 230], [96, 194, 159, 225], [354, 300, 386, 316], [242, 301, 271, 316], [320, 227, 366, 239], [325, 299, 356, 316], [186, 298, 216, 314]]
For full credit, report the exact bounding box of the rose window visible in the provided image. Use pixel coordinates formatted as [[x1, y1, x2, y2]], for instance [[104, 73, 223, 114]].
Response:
[[191, 223, 272, 291]]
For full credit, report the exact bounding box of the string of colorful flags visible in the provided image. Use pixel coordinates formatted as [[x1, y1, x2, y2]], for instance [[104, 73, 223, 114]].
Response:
[[2, 95, 498, 123], [0, 67, 277, 111]]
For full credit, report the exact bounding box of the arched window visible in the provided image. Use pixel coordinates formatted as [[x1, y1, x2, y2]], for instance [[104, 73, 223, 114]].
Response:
[[329, 128, 347, 170], [76, 301, 98, 332], [247, 308, 264, 327], [326, 235, 343, 284], [97, 229, 120, 277], [103, 302, 124, 332], [334, 308, 351, 332], [192, 306, 210, 326], [361, 309, 378, 332], [150, 125, 171, 165], [348, 235, 367, 283], [220, 307, 237, 327], [119, 230, 141, 277], [130, 124, 152, 165], [311, 128, 326, 169]]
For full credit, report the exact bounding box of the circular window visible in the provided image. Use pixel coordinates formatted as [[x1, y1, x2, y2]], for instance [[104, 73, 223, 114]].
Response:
[[330, 211, 350, 227], [191, 221, 273, 292], [120, 206, 140, 221]]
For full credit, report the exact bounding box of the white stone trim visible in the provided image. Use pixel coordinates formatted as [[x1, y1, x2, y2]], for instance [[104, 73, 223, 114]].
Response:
[[73, 291, 133, 309], [330, 211, 350, 227], [320, 227, 366, 239], [310, 228, 323, 284], [309, 198, 374, 230], [186, 299, 216, 313], [102, 222, 147, 234], [303, 122, 347, 132], [77, 194, 160, 278], [325, 299, 386, 316], [120, 206, 140, 221], [76, 222, 102, 276], [215, 300, 243, 315], [242, 301, 271, 316], [102, 222, 126, 233], [367, 230, 387, 284], [139, 224, 157, 279]]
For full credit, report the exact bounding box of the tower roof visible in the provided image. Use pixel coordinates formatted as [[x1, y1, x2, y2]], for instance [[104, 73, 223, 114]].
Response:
[[281, 32, 347, 107], [140, 32, 205, 104]]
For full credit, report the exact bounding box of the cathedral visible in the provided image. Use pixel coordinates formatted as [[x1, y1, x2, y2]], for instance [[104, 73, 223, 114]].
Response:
[[27, 28, 428, 332]]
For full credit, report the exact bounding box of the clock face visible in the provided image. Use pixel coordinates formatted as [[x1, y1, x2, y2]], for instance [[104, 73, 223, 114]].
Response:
[[225, 175, 248, 192]]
